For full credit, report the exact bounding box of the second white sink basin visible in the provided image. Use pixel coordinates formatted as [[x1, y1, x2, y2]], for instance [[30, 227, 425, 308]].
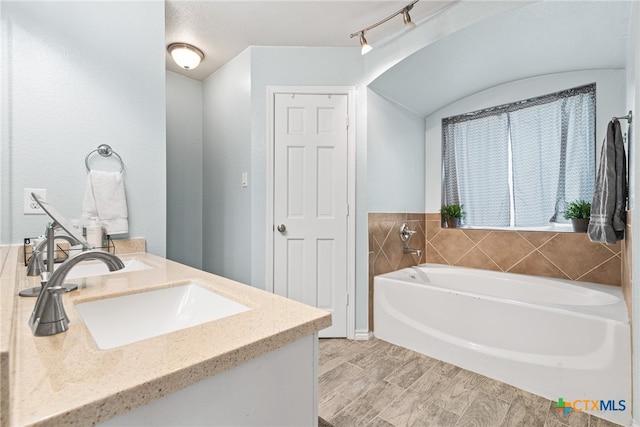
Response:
[[63, 258, 152, 280], [76, 283, 251, 349]]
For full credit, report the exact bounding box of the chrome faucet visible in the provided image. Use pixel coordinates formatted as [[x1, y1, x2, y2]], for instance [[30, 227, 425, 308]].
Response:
[[21, 222, 90, 297], [399, 223, 416, 241], [28, 250, 125, 337], [399, 223, 423, 257]]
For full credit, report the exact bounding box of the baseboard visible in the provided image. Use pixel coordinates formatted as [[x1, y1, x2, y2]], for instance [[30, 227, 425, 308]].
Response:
[[354, 330, 374, 340]]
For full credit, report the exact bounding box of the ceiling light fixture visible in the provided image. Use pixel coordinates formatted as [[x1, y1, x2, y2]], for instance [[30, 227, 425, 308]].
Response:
[[350, 0, 419, 55], [167, 43, 204, 70]]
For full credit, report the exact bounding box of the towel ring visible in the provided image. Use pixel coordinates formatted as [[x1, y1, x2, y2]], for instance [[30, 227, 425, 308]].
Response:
[[85, 144, 124, 173]]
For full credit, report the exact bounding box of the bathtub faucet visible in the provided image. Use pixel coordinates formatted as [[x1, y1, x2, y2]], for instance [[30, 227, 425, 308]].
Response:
[[403, 247, 422, 257], [399, 223, 423, 257], [399, 223, 416, 242]]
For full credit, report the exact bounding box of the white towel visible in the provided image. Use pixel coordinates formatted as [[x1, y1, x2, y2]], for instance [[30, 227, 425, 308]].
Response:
[[82, 170, 129, 235]]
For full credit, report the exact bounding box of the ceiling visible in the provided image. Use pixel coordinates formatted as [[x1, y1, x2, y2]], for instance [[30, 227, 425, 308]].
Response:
[[368, 1, 633, 117], [165, 0, 453, 80], [165, 1, 634, 116]]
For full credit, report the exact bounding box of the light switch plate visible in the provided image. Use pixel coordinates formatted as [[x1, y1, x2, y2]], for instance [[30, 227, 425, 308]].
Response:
[[24, 188, 47, 215]]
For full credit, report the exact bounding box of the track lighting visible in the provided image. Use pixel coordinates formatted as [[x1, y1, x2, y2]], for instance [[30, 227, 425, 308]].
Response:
[[167, 43, 205, 70], [359, 32, 373, 55], [350, 0, 419, 54]]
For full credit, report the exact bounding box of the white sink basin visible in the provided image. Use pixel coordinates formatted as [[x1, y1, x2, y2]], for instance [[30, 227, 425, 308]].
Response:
[[63, 258, 152, 280], [76, 283, 251, 349]]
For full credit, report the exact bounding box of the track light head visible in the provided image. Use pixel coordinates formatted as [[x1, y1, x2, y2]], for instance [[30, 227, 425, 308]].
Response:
[[350, 0, 419, 53], [403, 8, 416, 30], [359, 32, 373, 55]]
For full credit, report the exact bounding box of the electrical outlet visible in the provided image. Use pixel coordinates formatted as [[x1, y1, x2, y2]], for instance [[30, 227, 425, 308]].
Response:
[[24, 188, 47, 215], [242, 172, 248, 188]]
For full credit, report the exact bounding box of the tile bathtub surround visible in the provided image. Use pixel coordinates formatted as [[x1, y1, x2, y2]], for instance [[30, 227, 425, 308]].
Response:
[[425, 213, 622, 287], [368, 213, 624, 333], [369, 213, 426, 274], [369, 213, 426, 329], [318, 338, 623, 427]]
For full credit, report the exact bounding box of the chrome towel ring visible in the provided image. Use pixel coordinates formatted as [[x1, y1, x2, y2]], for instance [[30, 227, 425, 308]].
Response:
[[85, 144, 124, 173]]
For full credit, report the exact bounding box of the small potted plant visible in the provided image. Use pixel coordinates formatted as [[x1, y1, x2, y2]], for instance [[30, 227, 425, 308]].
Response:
[[440, 203, 466, 228], [563, 200, 591, 232]]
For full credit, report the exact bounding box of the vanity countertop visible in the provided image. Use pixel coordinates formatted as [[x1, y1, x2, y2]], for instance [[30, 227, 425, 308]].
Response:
[[3, 248, 331, 426]]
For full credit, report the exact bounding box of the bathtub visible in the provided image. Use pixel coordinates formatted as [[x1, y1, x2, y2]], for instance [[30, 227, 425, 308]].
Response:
[[374, 264, 631, 426]]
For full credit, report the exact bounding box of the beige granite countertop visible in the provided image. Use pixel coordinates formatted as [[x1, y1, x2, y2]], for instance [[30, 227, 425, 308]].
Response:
[[0, 247, 19, 427], [3, 248, 331, 426]]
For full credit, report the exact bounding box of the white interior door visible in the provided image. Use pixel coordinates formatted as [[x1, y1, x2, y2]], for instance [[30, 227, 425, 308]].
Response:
[[273, 93, 348, 338]]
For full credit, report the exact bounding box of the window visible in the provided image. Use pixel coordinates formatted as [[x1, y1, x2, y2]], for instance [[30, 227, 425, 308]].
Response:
[[442, 83, 595, 228]]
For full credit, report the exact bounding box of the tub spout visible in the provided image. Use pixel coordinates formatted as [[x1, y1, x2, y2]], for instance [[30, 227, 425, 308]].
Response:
[[403, 247, 422, 257]]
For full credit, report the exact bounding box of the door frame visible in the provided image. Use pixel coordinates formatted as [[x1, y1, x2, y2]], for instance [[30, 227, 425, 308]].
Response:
[[266, 86, 356, 340]]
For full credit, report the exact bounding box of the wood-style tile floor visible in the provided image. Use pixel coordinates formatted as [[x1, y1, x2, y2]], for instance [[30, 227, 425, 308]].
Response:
[[318, 338, 622, 427]]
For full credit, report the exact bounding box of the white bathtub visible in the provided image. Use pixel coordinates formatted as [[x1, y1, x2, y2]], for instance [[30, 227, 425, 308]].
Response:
[[374, 264, 631, 426]]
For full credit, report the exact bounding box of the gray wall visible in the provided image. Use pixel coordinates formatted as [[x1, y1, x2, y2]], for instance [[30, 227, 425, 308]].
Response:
[[166, 71, 203, 268], [3, 1, 166, 256], [367, 90, 425, 212], [202, 49, 252, 284], [0, 0, 8, 269]]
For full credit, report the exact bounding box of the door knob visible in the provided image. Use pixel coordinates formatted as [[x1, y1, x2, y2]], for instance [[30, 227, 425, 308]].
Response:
[[277, 224, 286, 233]]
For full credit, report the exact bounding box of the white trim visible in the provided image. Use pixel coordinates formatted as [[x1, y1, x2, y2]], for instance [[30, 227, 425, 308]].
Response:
[[355, 330, 374, 341], [312, 333, 319, 425], [266, 85, 357, 340]]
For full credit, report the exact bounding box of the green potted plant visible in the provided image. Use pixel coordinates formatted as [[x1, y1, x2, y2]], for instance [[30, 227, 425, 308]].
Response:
[[563, 199, 591, 232], [440, 203, 466, 228]]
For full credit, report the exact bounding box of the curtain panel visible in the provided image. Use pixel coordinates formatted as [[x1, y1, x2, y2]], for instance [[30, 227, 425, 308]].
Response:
[[442, 84, 595, 228]]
